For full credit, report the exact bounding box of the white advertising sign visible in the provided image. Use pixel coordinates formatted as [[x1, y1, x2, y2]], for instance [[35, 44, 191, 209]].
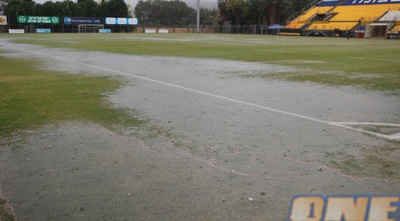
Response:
[[105, 17, 117, 25], [159, 29, 169, 34], [117, 18, 127, 25], [145, 29, 156, 33], [9, 29, 25, 34], [105, 17, 138, 25], [128, 18, 138, 25]]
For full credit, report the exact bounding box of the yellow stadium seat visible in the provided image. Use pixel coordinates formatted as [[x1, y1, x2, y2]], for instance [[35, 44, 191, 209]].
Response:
[[286, 2, 400, 31]]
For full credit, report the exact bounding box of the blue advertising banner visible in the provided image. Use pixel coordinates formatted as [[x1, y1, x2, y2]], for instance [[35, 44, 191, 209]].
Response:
[[320, 0, 400, 6], [64, 17, 101, 25], [343, 0, 400, 5], [99, 29, 111, 33], [36, 29, 51, 33], [318, 0, 340, 6]]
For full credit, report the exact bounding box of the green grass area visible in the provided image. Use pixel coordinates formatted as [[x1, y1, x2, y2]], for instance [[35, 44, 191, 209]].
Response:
[[0, 55, 143, 137], [326, 142, 400, 179], [0, 197, 15, 221], [5, 33, 400, 91]]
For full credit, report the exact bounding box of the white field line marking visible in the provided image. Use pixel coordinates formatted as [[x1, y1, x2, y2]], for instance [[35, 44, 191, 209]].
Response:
[[333, 122, 400, 127], [4, 43, 399, 141], [348, 56, 399, 63], [389, 133, 400, 140], [329, 122, 398, 140], [332, 122, 400, 140]]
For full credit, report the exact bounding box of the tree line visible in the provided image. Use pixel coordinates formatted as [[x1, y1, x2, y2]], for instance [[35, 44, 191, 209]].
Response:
[[218, 0, 315, 26], [134, 0, 219, 26], [134, 0, 314, 26], [2, 0, 315, 26]]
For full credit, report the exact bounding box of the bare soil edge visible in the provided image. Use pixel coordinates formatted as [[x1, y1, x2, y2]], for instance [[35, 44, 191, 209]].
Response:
[[0, 196, 16, 221]]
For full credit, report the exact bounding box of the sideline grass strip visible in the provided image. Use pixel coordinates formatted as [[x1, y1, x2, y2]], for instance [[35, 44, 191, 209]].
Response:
[[0, 55, 143, 137], [8, 33, 400, 91]]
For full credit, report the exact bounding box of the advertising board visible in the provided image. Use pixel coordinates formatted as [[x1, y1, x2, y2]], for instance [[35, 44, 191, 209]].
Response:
[[36, 29, 51, 33], [17, 16, 60, 24], [0, 16, 7, 25], [288, 194, 400, 221], [105, 17, 138, 25], [9, 29, 25, 33], [99, 29, 111, 33], [345, 0, 400, 4], [64, 17, 101, 25]]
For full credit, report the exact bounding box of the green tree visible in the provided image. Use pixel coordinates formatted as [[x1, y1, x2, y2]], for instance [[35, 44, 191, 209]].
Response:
[[95, 0, 110, 18], [135, 0, 196, 26], [5, 0, 36, 16], [217, 0, 313, 26], [225, 0, 247, 25], [95, 0, 129, 17], [108, 0, 129, 17], [200, 8, 218, 26], [162, 0, 195, 26], [243, 0, 267, 24], [59, 0, 79, 16], [34, 3, 42, 15], [53, 1, 64, 16], [77, 0, 98, 17], [265, 0, 282, 25], [217, 0, 230, 25], [40, 1, 55, 16], [135, 0, 152, 24]]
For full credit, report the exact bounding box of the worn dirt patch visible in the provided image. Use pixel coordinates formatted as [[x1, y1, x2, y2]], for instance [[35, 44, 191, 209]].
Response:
[[1, 123, 399, 220]]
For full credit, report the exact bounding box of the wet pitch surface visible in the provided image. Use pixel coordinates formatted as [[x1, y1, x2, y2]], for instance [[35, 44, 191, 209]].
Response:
[[1, 40, 399, 220]]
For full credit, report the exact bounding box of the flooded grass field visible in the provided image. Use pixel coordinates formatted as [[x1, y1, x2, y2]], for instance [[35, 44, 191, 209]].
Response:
[[0, 34, 399, 220]]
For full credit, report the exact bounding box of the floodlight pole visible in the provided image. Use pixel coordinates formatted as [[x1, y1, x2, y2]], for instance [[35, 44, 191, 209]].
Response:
[[196, 0, 200, 33]]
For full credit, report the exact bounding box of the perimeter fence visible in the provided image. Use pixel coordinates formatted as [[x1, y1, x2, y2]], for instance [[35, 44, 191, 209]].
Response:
[[2, 19, 278, 35]]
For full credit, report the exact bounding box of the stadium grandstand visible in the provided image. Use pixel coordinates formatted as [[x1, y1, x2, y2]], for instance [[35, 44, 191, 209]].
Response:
[[281, 0, 400, 39]]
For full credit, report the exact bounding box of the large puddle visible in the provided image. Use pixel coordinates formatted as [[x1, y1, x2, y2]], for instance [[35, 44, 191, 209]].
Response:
[[1, 40, 399, 220]]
